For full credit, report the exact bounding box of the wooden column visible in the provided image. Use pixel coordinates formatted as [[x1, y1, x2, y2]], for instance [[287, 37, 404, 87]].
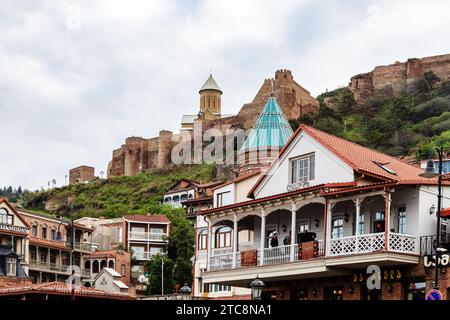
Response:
[[384, 191, 391, 251], [206, 220, 212, 271], [290, 204, 297, 262], [232, 214, 238, 268], [260, 209, 266, 266]]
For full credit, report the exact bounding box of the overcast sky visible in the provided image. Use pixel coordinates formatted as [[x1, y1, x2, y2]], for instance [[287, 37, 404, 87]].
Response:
[[1, 0, 450, 190]]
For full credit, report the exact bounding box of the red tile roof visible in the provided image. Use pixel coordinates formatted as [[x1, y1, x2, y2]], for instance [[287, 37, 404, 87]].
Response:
[[0, 281, 135, 300], [124, 214, 170, 223], [211, 170, 261, 191], [300, 125, 426, 181], [199, 183, 327, 215], [248, 124, 444, 198]]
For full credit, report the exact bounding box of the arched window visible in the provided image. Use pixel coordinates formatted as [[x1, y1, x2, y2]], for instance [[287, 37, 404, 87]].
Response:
[[31, 222, 38, 237], [164, 197, 171, 203], [108, 260, 115, 269], [198, 229, 208, 250], [41, 224, 48, 239], [50, 226, 57, 240], [0, 208, 13, 225], [92, 260, 100, 273], [188, 194, 193, 199], [173, 195, 180, 203], [180, 194, 188, 201], [215, 226, 232, 248]]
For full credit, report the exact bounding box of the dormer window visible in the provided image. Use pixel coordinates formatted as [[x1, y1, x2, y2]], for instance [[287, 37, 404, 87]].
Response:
[[290, 153, 315, 184], [6, 257, 17, 276], [372, 161, 396, 175]]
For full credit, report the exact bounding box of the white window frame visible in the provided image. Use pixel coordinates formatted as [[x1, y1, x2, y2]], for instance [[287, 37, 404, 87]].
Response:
[[398, 207, 406, 234], [332, 217, 344, 239], [358, 212, 365, 235], [289, 153, 315, 184], [216, 191, 231, 207], [297, 218, 310, 233], [6, 257, 16, 276]]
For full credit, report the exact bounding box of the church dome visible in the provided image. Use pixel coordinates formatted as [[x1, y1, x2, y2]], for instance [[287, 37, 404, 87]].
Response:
[[199, 74, 222, 93], [240, 95, 293, 152]]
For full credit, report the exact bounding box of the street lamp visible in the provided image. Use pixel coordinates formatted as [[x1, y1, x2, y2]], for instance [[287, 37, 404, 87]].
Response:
[[55, 198, 76, 297], [180, 283, 192, 300], [250, 276, 265, 300], [419, 143, 444, 290]]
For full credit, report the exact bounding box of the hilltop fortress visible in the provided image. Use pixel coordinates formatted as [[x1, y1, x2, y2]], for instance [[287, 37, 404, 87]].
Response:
[[106, 53, 450, 178], [107, 69, 319, 178], [349, 53, 450, 106]]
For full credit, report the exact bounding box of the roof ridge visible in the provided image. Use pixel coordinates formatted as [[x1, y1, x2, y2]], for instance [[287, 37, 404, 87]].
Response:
[[300, 124, 420, 171]]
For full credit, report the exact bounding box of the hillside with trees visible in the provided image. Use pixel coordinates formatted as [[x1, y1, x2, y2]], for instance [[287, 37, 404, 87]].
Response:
[[290, 71, 450, 160], [16, 164, 216, 292]]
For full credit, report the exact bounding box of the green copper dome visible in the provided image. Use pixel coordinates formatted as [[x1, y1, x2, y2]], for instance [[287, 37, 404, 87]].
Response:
[[240, 95, 294, 152]]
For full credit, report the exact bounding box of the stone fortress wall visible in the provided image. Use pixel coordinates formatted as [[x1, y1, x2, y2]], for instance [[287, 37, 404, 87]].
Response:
[[349, 53, 450, 106]]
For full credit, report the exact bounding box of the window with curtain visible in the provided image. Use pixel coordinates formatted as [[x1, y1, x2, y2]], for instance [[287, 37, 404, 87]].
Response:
[[215, 226, 232, 248]]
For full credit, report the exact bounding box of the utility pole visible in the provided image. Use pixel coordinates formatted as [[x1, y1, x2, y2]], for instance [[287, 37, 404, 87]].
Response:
[[161, 258, 164, 296]]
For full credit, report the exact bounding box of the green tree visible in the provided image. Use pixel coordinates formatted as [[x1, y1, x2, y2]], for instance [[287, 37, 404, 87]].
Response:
[[146, 255, 175, 295], [335, 88, 357, 116], [166, 208, 194, 287], [416, 71, 440, 96]]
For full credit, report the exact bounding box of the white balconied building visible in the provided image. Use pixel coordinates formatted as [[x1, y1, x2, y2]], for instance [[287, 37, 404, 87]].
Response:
[[195, 124, 450, 300]]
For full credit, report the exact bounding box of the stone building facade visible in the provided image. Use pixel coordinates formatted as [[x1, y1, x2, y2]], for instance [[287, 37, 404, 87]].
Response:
[[349, 53, 450, 106]]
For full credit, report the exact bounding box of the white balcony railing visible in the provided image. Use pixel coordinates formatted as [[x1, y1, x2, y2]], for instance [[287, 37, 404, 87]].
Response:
[[389, 232, 419, 254], [129, 232, 168, 241], [133, 251, 166, 261], [207, 233, 418, 271], [29, 260, 90, 277], [211, 247, 233, 256], [65, 241, 93, 252], [262, 245, 291, 265], [329, 232, 385, 257]]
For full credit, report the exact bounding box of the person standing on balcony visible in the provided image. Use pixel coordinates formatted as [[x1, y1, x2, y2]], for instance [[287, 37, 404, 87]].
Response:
[[283, 231, 291, 246], [270, 232, 279, 247]]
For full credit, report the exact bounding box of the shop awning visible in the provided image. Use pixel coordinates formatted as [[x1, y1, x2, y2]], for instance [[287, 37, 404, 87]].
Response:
[[441, 207, 450, 217]]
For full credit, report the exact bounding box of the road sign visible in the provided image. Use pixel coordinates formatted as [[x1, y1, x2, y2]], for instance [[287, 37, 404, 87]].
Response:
[[425, 289, 442, 301]]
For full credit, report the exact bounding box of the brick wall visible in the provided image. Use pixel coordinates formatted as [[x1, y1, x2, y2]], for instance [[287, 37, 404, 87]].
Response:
[[349, 53, 450, 106]]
